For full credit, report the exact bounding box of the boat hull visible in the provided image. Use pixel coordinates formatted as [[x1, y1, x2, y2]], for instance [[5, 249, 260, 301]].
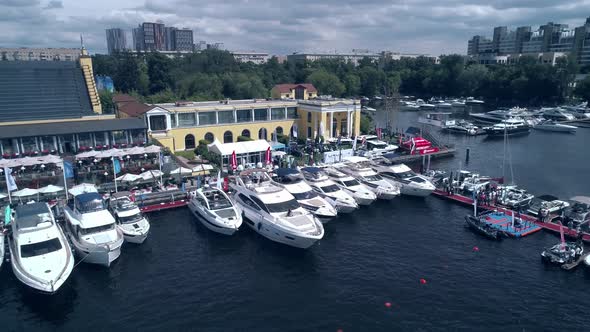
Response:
[[400, 185, 434, 197], [188, 203, 239, 236], [485, 127, 530, 137], [533, 125, 576, 133], [121, 230, 149, 244], [73, 244, 122, 267]]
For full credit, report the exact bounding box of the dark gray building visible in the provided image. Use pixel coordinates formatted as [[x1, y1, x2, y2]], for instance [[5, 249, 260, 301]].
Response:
[[165, 27, 176, 51], [173, 29, 194, 52], [105, 28, 127, 54]]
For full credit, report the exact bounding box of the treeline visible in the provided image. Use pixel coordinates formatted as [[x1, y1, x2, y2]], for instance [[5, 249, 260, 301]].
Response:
[[93, 49, 587, 107]]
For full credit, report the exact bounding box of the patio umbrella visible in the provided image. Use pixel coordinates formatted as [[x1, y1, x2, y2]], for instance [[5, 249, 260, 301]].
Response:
[[0, 193, 7, 199], [139, 170, 163, 180], [13, 188, 40, 197], [116, 173, 142, 182], [68, 183, 98, 196], [144, 145, 161, 154], [38, 185, 64, 194], [170, 167, 192, 175]]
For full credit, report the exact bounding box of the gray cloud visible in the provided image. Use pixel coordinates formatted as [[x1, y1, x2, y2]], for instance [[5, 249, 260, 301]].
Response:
[[0, 0, 589, 56]]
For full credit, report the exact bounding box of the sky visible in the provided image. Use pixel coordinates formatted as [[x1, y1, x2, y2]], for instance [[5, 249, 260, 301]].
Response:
[[1, 0, 589, 56]]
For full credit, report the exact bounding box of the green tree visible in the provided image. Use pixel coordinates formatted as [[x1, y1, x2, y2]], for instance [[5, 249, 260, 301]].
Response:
[[360, 114, 371, 134], [114, 53, 141, 93], [574, 76, 590, 102], [308, 69, 345, 96], [147, 53, 173, 94], [344, 73, 361, 97], [458, 65, 489, 96], [99, 90, 115, 114]]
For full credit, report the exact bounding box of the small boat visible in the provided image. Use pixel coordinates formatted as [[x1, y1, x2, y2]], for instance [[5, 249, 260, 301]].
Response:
[[464, 215, 503, 240], [527, 195, 570, 217], [533, 120, 577, 133], [435, 102, 453, 109], [188, 186, 242, 235], [484, 118, 530, 137], [541, 242, 584, 265], [442, 120, 479, 135], [450, 99, 466, 107], [416, 99, 435, 109], [465, 97, 485, 105], [561, 196, 590, 228], [107, 192, 151, 244], [8, 203, 74, 293], [496, 186, 535, 209]]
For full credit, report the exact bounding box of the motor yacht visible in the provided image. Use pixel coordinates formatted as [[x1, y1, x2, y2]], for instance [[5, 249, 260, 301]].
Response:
[[465, 97, 485, 105], [542, 108, 576, 121], [373, 162, 435, 197], [63, 185, 124, 267], [336, 156, 400, 200], [107, 192, 150, 244], [401, 101, 420, 111], [450, 99, 466, 107], [416, 99, 435, 109], [561, 196, 590, 228], [231, 169, 324, 249], [301, 167, 359, 213], [273, 168, 337, 222], [470, 107, 530, 124], [541, 241, 583, 265], [527, 195, 570, 217], [8, 203, 74, 293], [324, 167, 377, 205], [533, 120, 577, 133], [484, 118, 530, 137], [188, 186, 242, 235], [496, 186, 535, 209], [442, 120, 479, 135]]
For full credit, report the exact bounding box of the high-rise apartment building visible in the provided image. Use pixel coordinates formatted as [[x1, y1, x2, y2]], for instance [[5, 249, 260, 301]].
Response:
[[165, 27, 176, 51], [123, 22, 194, 53], [132, 26, 144, 51], [105, 28, 127, 54], [174, 29, 194, 52]]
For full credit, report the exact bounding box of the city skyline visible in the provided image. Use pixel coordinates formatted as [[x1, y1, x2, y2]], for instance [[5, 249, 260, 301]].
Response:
[[1, 0, 589, 56]]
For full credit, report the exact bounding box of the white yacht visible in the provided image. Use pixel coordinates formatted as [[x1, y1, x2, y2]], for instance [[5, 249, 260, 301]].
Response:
[[107, 192, 151, 244], [7, 203, 74, 293], [188, 186, 242, 235], [533, 120, 577, 133], [324, 167, 377, 205], [465, 97, 485, 105], [372, 163, 435, 197], [416, 99, 436, 109], [336, 156, 400, 200], [63, 185, 124, 267], [231, 169, 324, 249], [272, 168, 337, 222], [301, 167, 358, 213]]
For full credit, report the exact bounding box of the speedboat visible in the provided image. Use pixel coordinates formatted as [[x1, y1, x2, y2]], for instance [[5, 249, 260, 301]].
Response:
[[450, 99, 466, 107], [273, 168, 337, 222], [542, 108, 576, 121], [541, 241, 583, 265], [107, 192, 151, 243], [401, 101, 420, 111], [324, 167, 377, 205], [7, 203, 74, 293], [464, 215, 503, 240], [496, 186, 535, 209], [435, 102, 453, 109], [561, 196, 590, 228], [442, 120, 479, 135], [484, 118, 530, 137], [231, 169, 324, 249], [301, 167, 359, 213], [63, 185, 124, 267], [416, 99, 435, 109], [336, 156, 400, 200], [372, 163, 435, 197], [527, 195, 570, 217], [465, 97, 484, 105], [188, 186, 242, 235], [533, 120, 577, 133]]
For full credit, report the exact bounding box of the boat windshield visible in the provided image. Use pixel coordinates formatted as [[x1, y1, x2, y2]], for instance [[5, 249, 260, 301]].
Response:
[[364, 174, 383, 181], [395, 171, 414, 179], [292, 190, 318, 200], [79, 223, 115, 235], [20, 238, 62, 258], [209, 197, 233, 210], [321, 184, 340, 193], [78, 198, 105, 213], [342, 179, 360, 187], [409, 176, 426, 183], [119, 213, 144, 224], [266, 199, 300, 213]]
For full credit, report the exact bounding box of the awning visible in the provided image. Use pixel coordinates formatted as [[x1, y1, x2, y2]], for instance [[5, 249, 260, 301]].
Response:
[[13, 188, 39, 197], [0, 155, 64, 168], [270, 142, 285, 150], [207, 139, 271, 156], [38, 185, 64, 194], [75, 145, 161, 160]]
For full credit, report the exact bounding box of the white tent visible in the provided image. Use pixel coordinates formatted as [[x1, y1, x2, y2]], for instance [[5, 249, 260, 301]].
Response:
[[38, 185, 64, 194], [191, 164, 214, 172], [144, 145, 162, 154], [207, 139, 271, 156], [13, 188, 39, 197], [170, 167, 192, 175], [116, 173, 142, 182], [68, 183, 98, 196], [272, 151, 287, 157], [139, 170, 163, 180], [0, 193, 7, 199]]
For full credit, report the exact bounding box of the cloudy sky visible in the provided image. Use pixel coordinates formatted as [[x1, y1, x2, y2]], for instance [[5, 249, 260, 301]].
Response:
[[1, 0, 589, 55]]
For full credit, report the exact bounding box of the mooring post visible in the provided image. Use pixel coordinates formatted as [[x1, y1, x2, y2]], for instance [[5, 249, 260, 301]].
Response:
[[465, 148, 470, 164]]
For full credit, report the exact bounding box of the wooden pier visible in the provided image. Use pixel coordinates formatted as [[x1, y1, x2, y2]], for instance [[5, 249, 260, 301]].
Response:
[[561, 252, 589, 271]]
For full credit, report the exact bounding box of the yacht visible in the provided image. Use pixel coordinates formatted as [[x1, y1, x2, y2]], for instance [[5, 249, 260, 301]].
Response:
[[541, 241, 583, 265], [336, 156, 400, 200], [371, 163, 435, 197], [542, 108, 576, 121], [401, 101, 420, 111], [533, 120, 577, 133], [188, 186, 242, 235], [442, 120, 479, 135], [416, 99, 436, 109], [324, 167, 377, 205], [527, 195, 570, 217], [484, 118, 530, 137], [8, 203, 74, 293], [470, 107, 530, 124], [63, 185, 124, 267], [107, 192, 151, 244], [273, 169, 337, 222], [301, 167, 359, 213], [496, 186, 535, 209], [465, 97, 485, 105], [231, 169, 324, 249], [562, 196, 590, 228], [450, 99, 466, 107]]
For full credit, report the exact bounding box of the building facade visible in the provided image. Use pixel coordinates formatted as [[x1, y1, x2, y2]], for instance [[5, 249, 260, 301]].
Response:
[[287, 52, 381, 66], [231, 51, 270, 64], [105, 28, 127, 54], [174, 29, 194, 52], [0, 48, 81, 61], [271, 84, 318, 100]]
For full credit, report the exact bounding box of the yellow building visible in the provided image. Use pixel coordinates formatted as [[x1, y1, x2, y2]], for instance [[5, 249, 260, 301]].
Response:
[[270, 83, 318, 100], [142, 98, 361, 152]]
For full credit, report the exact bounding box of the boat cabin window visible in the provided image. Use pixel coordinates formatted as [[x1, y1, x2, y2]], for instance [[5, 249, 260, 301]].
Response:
[[76, 198, 105, 213], [342, 179, 360, 187], [291, 190, 318, 200], [250, 196, 270, 213], [20, 238, 62, 258], [265, 198, 300, 213], [409, 176, 426, 183], [394, 171, 414, 179], [238, 194, 261, 211], [118, 213, 143, 224], [322, 184, 340, 193], [79, 223, 115, 235]]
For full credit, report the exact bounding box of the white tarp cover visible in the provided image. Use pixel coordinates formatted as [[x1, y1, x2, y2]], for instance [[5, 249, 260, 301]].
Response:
[[38, 185, 64, 193], [68, 183, 98, 196], [116, 173, 142, 182], [0, 155, 64, 168], [139, 170, 163, 180], [207, 139, 271, 156], [13, 188, 39, 197]]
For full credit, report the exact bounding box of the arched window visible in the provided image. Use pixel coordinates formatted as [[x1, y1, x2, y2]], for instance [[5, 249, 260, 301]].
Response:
[[271, 126, 284, 141], [241, 129, 250, 138], [258, 128, 267, 140], [223, 131, 233, 143], [276, 126, 283, 135], [204, 132, 214, 143], [290, 126, 296, 137], [184, 134, 195, 149]]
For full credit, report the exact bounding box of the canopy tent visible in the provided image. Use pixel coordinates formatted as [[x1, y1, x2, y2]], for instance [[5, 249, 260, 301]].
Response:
[[0, 155, 64, 168], [270, 141, 286, 151], [271, 151, 287, 158], [68, 183, 98, 196], [38, 185, 64, 194], [139, 170, 163, 180], [75, 145, 162, 160], [170, 167, 193, 175], [191, 164, 214, 172], [207, 139, 272, 169], [116, 173, 142, 182], [13, 188, 39, 197]]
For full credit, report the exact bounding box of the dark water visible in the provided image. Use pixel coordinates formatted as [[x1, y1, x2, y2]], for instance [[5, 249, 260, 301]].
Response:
[[2, 108, 590, 331]]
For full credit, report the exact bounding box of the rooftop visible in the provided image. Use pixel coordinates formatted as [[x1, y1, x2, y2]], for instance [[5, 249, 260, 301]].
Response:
[[273, 83, 317, 93], [155, 99, 297, 111]]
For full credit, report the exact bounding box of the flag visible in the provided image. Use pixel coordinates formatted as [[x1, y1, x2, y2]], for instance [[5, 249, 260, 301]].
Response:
[[265, 147, 271, 165], [63, 162, 74, 179], [217, 171, 222, 189], [159, 152, 165, 165], [4, 167, 17, 191], [230, 151, 238, 171], [113, 158, 121, 175], [292, 124, 298, 138], [352, 136, 357, 150], [376, 128, 382, 140]]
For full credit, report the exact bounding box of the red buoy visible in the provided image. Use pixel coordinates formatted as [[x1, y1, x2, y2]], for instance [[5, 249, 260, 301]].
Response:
[[337, 329, 343, 332], [385, 302, 392, 308], [420, 278, 427, 284], [473, 246, 479, 252]]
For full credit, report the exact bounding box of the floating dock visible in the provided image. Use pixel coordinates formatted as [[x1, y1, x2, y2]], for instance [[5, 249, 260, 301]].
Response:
[[479, 211, 542, 237]]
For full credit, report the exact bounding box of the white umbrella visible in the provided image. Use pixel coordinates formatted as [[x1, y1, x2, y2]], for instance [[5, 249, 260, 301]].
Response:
[[125, 146, 145, 156], [116, 173, 142, 182], [191, 164, 214, 172], [38, 185, 64, 194], [13, 188, 40, 197], [68, 183, 98, 196], [139, 170, 163, 180], [144, 145, 161, 154], [0, 193, 7, 199], [170, 167, 192, 175]]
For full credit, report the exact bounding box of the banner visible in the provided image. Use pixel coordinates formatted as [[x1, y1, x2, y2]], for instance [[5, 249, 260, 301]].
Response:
[[217, 171, 222, 189], [63, 162, 74, 179], [113, 158, 121, 175], [4, 167, 17, 191]]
